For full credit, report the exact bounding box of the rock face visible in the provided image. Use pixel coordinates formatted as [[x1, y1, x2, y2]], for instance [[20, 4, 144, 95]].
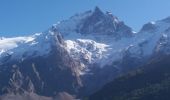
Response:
[[55, 6, 133, 38], [78, 7, 133, 37], [0, 31, 83, 98], [1, 7, 170, 99]]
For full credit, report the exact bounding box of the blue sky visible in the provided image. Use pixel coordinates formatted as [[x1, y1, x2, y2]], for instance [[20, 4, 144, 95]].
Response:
[[0, 0, 170, 36]]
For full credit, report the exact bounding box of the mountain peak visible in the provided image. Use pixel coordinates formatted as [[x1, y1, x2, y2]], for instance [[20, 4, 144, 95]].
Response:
[[92, 6, 104, 17], [140, 22, 157, 32], [94, 6, 102, 13], [53, 7, 133, 37]]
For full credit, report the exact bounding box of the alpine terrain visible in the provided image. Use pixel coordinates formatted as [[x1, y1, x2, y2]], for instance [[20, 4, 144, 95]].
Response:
[[1, 7, 170, 100]]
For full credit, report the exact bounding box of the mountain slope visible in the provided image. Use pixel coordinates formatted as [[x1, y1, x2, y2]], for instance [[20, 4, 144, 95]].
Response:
[[0, 7, 137, 97], [88, 55, 170, 100], [1, 7, 170, 99], [0, 30, 83, 98]]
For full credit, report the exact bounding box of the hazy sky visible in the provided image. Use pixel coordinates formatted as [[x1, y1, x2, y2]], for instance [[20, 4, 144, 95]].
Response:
[[0, 0, 170, 36]]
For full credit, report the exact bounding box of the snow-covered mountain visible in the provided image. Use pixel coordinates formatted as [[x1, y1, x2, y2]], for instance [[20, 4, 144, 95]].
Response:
[[1, 7, 170, 99]]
